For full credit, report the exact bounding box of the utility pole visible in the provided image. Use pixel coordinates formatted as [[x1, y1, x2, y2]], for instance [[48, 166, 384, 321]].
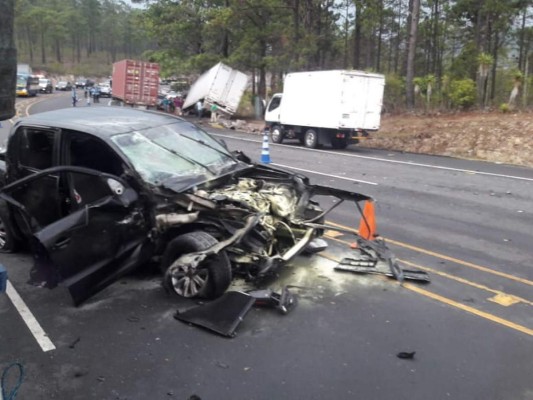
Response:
[[0, 0, 17, 120]]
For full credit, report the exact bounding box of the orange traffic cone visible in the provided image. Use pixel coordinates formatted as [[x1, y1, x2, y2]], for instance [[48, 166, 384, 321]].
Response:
[[358, 200, 376, 240]]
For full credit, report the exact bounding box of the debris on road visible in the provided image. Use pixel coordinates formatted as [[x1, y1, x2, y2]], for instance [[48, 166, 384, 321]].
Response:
[[397, 351, 416, 360], [174, 288, 298, 337], [174, 291, 256, 337], [68, 337, 81, 349], [335, 238, 430, 283]]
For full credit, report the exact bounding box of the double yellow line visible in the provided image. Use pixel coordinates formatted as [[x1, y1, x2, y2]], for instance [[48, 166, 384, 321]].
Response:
[[324, 221, 533, 337]]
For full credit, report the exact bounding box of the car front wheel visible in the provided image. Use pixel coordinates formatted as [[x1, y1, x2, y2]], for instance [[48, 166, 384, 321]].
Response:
[[0, 212, 17, 253], [161, 232, 232, 299]]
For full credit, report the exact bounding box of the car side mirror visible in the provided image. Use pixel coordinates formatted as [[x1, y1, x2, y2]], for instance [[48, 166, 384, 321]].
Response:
[[106, 178, 138, 207], [231, 150, 251, 164]]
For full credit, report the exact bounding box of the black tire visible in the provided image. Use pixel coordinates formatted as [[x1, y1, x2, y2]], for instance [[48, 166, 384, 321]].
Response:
[[270, 125, 284, 144], [304, 128, 319, 148], [0, 212, 17, 253], [161, 232, 232, 299], [331, 137, 348, 149]]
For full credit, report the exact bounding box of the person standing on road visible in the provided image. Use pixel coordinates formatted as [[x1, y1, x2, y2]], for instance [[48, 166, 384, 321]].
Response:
[[210, 103, 219, 123], [174, 96, 183, 116], [162, 97, 170, 113], [71, 87, 78, 107], [93, 86, 100, 103], [196, 100, 204, 119]]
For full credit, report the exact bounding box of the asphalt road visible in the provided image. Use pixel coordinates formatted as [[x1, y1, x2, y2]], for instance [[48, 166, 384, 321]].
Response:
[[0, 93, 531, 400]]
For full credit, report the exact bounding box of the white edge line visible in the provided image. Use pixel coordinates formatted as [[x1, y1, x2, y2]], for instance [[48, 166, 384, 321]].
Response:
[[6, 280, 56, 352], [271, 163, 378, 185], [214, 133, 533, 182]]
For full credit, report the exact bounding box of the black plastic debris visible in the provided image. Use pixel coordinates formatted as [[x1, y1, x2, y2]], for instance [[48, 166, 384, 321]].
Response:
[[247, 287, 298, 314], [174, 291, 256, 337], [68, 337, 81, 349], [174, 288, 298, 337], [335, 258, 430, 282], [397, 351, 416, 359], [335, 237, 430, 283]]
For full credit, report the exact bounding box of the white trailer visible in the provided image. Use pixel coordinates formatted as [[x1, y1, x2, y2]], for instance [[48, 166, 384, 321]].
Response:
[[183, 62, 249, 116], [264, 70, 385, 149]]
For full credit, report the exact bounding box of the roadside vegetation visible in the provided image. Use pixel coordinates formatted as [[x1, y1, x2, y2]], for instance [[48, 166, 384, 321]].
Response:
[[13, 0, 533, 116]]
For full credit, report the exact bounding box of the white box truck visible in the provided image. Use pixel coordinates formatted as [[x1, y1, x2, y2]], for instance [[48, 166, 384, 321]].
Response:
[[264, 70, 385, 149], [183, 62, 249, 117]]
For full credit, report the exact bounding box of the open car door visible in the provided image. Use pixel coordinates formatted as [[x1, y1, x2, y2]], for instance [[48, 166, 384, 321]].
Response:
[[0, 166, 149, 305]]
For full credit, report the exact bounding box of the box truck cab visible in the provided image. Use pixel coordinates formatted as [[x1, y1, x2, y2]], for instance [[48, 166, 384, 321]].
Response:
[[265, 70, 385, 149]]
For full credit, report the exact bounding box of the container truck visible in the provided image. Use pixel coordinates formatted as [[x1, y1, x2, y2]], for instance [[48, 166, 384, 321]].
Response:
[[111, 59, 160, 108], [183, 62, 249, 117], [264, 70, 385, 149]]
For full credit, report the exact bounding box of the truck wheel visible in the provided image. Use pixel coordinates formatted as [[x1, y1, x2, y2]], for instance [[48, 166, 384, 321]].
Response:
[[161, 232, 232, 299], [0, 212, 17, 253], [271, 125, 284, 144], [331, 137, 348, 149], [304, 129, 319, 148]]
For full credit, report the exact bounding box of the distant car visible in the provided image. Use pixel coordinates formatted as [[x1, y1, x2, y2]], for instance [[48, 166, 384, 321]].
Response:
[[38, 79, 53, 94], [75, 78, 86, 88], [99, 84, 111, 98], [55, 81, 72, 91]]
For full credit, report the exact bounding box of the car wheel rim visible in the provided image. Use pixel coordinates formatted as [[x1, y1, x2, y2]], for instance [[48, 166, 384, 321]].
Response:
[[272, 129, 280, 141], [306, 132, 315, 146], [170, 264, 209, 298], [0, 220, 6, 248]]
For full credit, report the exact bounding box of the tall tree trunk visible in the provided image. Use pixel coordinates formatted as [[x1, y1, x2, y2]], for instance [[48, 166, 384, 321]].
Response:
[[518, 6, 527, 70], [55, 38, 61, 63], [76, 34, 81, 63], [258, 40, 267, 98], [343, 0, 349, 68], [353, 0, 362, 69], [41, 24, 46, 64], [394, 0, 403, 74], [376, 0, 383, 71], [222, 0, 229, 57], [405, 0, 420, 110], [431, 0, 439, 74], [292, 0, 300, 67], [0, 0, 17, 120], [26, 27, 34, 63], [490, 30, 499, 101]]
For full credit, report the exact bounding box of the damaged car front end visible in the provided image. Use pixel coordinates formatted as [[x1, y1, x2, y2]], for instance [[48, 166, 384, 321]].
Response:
[[0, 107, 422, 306]]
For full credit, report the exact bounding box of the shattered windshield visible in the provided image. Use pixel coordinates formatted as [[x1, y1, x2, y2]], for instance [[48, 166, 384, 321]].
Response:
[[111, 121, 239, 188]]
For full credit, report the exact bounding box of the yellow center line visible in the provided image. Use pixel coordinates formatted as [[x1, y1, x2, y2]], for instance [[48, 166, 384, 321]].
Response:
[[317, 252, 533, 337], [325, 220, 533, 286], [404, 284, 533, 336], [399, 259, 533, 306]]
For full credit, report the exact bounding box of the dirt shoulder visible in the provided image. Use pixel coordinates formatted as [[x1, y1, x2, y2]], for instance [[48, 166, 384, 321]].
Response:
[[361, 111, 533, 168], [223, 111, 533, 168]]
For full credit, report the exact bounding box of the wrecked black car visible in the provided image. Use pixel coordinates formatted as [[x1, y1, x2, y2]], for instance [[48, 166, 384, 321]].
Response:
[[0, 107, 383, 305]]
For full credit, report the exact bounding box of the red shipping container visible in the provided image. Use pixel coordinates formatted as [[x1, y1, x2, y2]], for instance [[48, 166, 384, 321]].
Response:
[[112, 59, 159, 107]]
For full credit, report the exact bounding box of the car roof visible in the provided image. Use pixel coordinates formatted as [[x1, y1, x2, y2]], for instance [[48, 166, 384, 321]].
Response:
[[16, 107, 188, 137]]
